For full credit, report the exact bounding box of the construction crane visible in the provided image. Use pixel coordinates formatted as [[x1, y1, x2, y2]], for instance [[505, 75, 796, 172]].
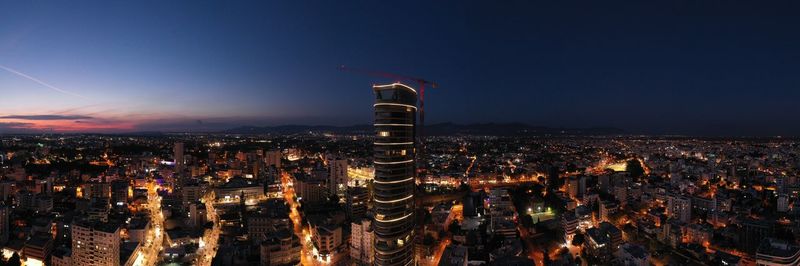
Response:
[[339, 65, 437, 139], [340, 65, 437, 172]]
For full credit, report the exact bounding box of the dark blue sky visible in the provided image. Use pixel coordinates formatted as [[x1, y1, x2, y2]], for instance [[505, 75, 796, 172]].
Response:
[[2, 1, 800, 135]]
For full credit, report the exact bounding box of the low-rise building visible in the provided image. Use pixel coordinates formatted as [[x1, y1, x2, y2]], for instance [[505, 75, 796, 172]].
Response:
[[614, 243, 649, 266], [439, 244, 468, 266], [756, 238, 800, 266], [260, 228, 300, 266]]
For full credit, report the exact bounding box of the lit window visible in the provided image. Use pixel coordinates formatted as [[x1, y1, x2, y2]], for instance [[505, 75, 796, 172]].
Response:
[[378, 131, 390, 137]]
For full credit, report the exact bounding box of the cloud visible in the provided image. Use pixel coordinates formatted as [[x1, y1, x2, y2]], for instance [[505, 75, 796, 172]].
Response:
[[0, 122, 36, 134], [0, 115, 94, 120]]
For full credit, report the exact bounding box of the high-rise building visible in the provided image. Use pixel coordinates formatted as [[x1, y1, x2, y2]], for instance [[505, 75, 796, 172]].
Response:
[[294, 173, 327, 205], [16, 190, 36, 210], [562, 212, 578, 242], [35, 195, 53, 213], [740, 217, 774, 253], [567, 177, 579, 199], [72, 221, 121, 266], [82, 182, 111, 200], [181, 184, 204, 208], [598, 175, 610, 193], [351, 218, 375, 266], [372, 82, 417, 266], [174, 142, 184, 172], [667, 194, 691, 223], [110, 180, 129, 208], [346, 186, 369, 220], [600, 222, 623, 251], [327, 156, 349, 199]]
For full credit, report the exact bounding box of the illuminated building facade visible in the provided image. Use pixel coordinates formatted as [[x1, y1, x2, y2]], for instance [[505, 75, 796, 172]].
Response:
[[72, 221, 120, 266], [372, 83, 417, 266], [351, 218, 374, 265]]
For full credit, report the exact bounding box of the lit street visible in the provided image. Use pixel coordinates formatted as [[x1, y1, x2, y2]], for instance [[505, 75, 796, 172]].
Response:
[[141, 180, 165, 266], [282, 172, 317, 266]]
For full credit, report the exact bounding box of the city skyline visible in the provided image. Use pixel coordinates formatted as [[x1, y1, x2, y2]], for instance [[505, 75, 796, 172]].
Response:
[[3, 1, 800, 135], [4, 2, 800, 266]]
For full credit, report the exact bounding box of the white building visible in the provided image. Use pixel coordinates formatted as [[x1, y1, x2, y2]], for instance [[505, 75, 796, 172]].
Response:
[[72, 221, 120, 266], [350, 219, 374, 265]]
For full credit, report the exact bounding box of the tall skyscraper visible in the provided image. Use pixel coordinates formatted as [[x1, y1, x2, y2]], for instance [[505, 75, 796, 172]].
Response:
[[174, 142, 184, 172], [372, 83, 416, 266]]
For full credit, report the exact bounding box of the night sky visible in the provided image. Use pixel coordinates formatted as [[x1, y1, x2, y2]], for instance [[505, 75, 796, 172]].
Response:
[[2, 1, 800, 135]]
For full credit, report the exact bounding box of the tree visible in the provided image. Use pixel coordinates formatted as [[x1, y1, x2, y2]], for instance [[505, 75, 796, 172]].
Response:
[[423, 234, 435, 246], [626, 159, 645, 178], [423, 210, 433, 224], [547, 166, 561, 191], [543, 248, 552, 265], [571, 232, 585, 246], [7, 253, 20, 266], [448, 220, 460, 235], [520, 214, 534, 228], [486, 235, 505, 251]]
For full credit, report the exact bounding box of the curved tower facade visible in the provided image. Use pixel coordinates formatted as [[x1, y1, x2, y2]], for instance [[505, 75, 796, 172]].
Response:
[[372, 83, 416, 266]]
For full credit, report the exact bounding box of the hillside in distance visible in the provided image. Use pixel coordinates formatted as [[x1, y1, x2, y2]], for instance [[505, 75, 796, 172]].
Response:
[[223, 123, 624, 136]]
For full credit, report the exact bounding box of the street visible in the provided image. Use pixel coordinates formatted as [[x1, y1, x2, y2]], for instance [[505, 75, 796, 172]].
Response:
[[139, 181, 164, 266], [281, 172, 317, 265]]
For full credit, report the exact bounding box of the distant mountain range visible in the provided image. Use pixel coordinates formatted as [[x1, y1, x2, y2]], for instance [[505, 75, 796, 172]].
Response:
[[223, 123, 624, 136]]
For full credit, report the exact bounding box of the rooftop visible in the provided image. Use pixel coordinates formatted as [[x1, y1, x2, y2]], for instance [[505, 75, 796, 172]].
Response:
[[757, 238, 800, 259]]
